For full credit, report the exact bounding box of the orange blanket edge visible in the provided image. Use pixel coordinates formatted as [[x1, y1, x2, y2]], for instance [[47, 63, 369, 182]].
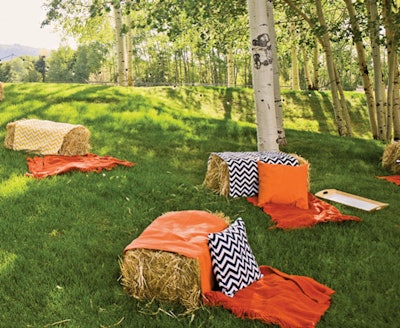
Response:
[[204, 265, 335, 328], [376, 175, 400, 186], [26, 153, 134, 178], [247, 192, 361, 230]]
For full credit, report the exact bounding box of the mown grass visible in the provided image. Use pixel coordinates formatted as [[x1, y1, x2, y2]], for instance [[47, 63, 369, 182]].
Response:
[[0, 83, 398, 328]]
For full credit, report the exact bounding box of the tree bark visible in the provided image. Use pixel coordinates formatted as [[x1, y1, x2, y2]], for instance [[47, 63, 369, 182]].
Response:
[[114, 5, 126, 86], [344, 0, 377, 138], [267, 0, 287, 145], [227, 46, 235, 87], [382, 0, 398, 140], [315, 0, 348, 135], [367, 0, 387, 140], [290, 23, 300, 90], [247, 0, 279, 151], [312, 37, 320, 90], [125, 1, 134, 86], [302, 48, 313, 90], [284, 0, 348, 135]]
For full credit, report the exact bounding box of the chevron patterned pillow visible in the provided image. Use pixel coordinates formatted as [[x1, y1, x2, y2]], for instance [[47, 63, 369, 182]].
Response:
[[208, 218, 263, 297]]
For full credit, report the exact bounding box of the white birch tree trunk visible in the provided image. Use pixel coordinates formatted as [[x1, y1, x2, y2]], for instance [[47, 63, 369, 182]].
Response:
[[367, 0, 386, 140], [114, 5, 126, 86], [227, 46, 235, 87], [248, 0, 279, 151], [290, 24, 300, 90], [315, 0, 348, 136], [302, 48, 312, 90], [312, 37, 320, 90], [344, 0, 378, 139], [266, 0, 286, 145], [125, 1, 134, 86]]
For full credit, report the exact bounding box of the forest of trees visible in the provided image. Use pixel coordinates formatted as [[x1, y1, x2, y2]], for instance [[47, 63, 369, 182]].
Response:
[[1, 0, 400, 142]]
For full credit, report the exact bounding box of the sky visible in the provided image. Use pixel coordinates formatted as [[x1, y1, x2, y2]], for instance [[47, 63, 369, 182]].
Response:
[[0, 0, 64, 50]]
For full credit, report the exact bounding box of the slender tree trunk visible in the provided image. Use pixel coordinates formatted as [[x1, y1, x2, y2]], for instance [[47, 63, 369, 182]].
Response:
[[284, 0, 348, 135], [312, 37, 320, 90], [227, 46, 235, 87], [315, 0, 348, 135], [247, 0, 279, 151], [302, 48, 313, 90], [267, 0, 287, 145], [344, 0, 377, 138], [335, 67, 353, 136], [290, 24, 300, 90], [114, 5, 126, 86], [367, 0, 387, 140], [125, 2, 134, 86], [392, 56, 400, 140], [382, 0, 398, 141]]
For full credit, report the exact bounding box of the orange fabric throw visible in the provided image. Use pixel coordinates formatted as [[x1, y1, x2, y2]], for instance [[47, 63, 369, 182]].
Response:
[[26, 153, 134, 178], [204, 265, 335, 328], [247, 193, 361, 230], [124, 211, 228, 293], [377, 175, 400, 186]]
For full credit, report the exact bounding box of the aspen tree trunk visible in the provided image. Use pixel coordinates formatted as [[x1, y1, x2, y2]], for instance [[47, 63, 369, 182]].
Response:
[[315, 0, 348, 135], [312, 37, 320, 90], [335, 67, 353, 136], [382, 0, 398, 140], [247, 0, 279, 151], [392, 56, 400, 140], [227, 47, 235, 87], [344, 0, 378, 139], [114, 5, 126, 86], [266, 0, 287, 145], [284, 0, 348, 135], [302, 48, 313, 90], [367, 0, 387, 140], [125, 1, 134, 86], [290, 24, 300, 90]]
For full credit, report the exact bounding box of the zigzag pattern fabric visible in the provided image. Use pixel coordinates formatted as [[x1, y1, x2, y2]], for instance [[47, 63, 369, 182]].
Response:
[[215, 151, 299, 198], [208, 218, 262, 297], [12, 119, 82, 155]]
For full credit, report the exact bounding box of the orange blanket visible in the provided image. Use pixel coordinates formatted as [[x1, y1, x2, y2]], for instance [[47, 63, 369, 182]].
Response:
[[124, 210, 228, 293], [247, 193, 361, 229], [377, 175, 400, 186], [26, 153, 134, 178], [204, 265, 334, 328]]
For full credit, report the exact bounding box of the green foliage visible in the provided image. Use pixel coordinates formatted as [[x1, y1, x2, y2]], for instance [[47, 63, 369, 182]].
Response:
[[0, 83, 398, 327]]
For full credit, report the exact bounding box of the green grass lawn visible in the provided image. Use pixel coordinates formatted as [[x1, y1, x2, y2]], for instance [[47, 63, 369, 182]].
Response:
[[0, 83, 398, 328]]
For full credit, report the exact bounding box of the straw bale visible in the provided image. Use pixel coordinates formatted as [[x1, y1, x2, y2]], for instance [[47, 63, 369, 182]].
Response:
[[382, 142, 400, 174], [4, 120, 90, 156], [59, 126, 91, 155], [121, 249, 203, 310], [120, 212, 231, 311], [203, 154, 230, 197], [203, 152, 308, 197]]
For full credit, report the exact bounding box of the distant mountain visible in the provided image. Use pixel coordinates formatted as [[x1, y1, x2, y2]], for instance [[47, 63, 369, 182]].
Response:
[[0, 44, 50, 61]]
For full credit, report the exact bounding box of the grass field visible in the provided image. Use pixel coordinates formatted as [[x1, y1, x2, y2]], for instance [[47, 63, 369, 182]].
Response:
[[0, 83, 398, 328]]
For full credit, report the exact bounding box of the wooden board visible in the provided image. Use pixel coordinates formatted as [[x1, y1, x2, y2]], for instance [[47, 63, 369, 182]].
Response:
[[315, 189, 389, 212]]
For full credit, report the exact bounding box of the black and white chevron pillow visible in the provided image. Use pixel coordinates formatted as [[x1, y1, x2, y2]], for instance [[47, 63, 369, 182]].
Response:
[[208, 218, 262, 297]]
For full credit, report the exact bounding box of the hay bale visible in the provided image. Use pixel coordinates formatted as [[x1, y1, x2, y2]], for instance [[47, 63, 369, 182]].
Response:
[[59, 126, 91, 155], [4, 119, 90, 155], [203, 153, 230, 197], [203, 152, 308, 197], [121, 249, 202, 310], [382, 142, 400, 174], [120, 212, 231, 311]]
